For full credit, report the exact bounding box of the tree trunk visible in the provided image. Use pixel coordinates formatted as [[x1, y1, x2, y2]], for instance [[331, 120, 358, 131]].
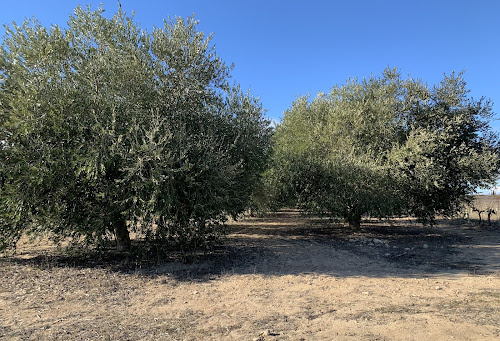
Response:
[[115, 218, 131, 252], [347, 213, 362, 230]]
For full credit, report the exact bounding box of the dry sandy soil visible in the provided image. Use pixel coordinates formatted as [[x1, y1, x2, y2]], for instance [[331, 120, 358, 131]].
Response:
[[1, 210, 499, 340]]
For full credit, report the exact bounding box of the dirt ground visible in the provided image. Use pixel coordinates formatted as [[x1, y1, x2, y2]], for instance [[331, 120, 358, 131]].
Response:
[[1, 210, 499, 340]]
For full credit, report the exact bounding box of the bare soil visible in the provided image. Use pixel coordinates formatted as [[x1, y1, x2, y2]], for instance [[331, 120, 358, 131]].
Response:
[[1, 210, 499, 340]]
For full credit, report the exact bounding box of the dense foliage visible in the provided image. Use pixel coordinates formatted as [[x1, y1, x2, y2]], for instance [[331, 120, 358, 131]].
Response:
[[266, 68, 499, 228], [0, 6, 272, 253]]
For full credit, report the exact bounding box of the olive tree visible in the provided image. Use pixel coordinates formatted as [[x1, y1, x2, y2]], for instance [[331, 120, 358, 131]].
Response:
[[392, 72, 499, 223], [0, 6, 272, 253], [267, 68, 499, 228]]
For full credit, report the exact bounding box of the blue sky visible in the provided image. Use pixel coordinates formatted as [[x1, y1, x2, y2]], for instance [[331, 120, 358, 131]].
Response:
[[1, 0, 499, 130]]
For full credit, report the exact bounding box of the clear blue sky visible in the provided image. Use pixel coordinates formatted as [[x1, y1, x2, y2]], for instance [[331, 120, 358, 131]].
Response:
[[1, 0, 499, 130]]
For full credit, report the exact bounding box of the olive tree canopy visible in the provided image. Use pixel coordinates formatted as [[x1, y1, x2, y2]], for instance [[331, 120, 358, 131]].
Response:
[[266, 68, 499, 228], [0, 6, 272, 253]]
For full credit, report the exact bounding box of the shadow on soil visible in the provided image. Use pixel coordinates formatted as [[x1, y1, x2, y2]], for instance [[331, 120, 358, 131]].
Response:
[[2, 210, 499, 281]]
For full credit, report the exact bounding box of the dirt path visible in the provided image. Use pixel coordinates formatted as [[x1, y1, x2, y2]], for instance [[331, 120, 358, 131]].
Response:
[[1, 210, 499, 340]]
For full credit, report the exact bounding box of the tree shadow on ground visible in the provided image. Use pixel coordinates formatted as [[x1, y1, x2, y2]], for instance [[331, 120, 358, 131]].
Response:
[[2, 210, 499, 282]]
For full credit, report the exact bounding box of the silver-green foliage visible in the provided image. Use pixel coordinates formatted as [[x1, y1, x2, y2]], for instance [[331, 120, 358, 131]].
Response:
[[0, 6, 272, 252], [267, 68, 499, 227]]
